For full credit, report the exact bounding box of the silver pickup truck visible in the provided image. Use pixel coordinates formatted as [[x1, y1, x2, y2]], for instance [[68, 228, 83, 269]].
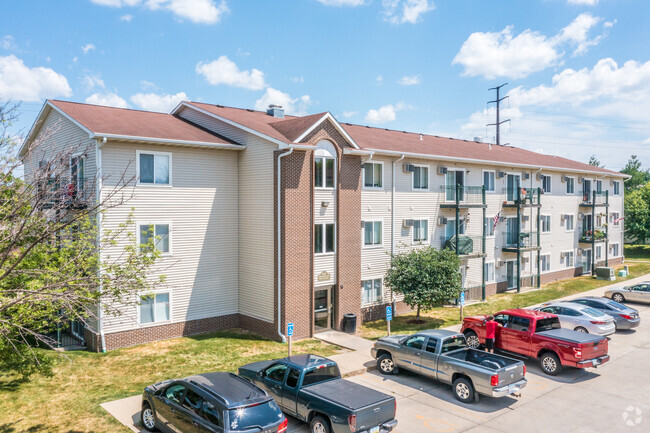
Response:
[[371, 329, 527, 403]]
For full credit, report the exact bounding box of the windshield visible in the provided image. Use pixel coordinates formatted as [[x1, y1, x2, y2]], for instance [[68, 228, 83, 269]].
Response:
[[228, 400, 283, 431], [441, 336, 468, 353], [302, 364, 341, 386], [535, 317, 561, 333], [582, 307, 605, 318], [606, 301, 626, 311]]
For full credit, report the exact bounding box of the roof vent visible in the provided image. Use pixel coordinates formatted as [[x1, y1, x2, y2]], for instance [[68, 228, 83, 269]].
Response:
[[266, 104, 284, 118], [419, 134, 423, 141], [474, 137, 482, 143]]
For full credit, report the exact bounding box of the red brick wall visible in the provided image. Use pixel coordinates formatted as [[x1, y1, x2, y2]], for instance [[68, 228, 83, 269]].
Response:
[[540, 266, 584, 285]]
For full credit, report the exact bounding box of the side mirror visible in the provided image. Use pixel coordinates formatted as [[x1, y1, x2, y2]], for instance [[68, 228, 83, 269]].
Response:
[[521, 328, 528, 332], [257, 371, 263, 378]]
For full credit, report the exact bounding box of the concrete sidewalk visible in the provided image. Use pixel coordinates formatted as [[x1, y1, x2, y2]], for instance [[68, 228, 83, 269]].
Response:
[[314, 330, 376, 377]]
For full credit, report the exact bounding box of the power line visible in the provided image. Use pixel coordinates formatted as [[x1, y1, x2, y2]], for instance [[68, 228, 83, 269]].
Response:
[[517, 116, 650, 132], [487, 83, 510, 146]]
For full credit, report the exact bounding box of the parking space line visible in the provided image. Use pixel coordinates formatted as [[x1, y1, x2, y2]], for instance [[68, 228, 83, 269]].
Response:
[[415, 414, 457, 432]]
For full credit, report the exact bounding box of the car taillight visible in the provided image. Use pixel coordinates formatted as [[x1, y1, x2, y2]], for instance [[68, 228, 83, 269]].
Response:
[[523, 365, 526, 376], [490, 375, 499, 386], [278, 418, 288, 433], [619, 314, 633, 320], [348, 414, 357, 432], [395, 399, 397, 415], [590, 321, 607, 325], [573, 347, 582, 358]]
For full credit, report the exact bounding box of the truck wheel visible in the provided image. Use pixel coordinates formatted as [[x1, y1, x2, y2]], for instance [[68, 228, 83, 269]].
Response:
[[452, 377, 475, 404], [540, 352, 562, 376], [612, 293, 625, 303], [574, 327, 588, 333], [464, 331, 480, 349], [310, 415, 331, 433], [377, 354, 397, 375]]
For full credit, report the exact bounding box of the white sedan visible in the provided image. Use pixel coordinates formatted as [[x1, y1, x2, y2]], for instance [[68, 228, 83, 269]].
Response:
[[534, 302, 616, 336]]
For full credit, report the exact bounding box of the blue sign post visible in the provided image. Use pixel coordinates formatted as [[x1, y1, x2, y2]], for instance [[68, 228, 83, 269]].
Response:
[[386, 306, 392, 335], [459, 292, 466, 320], [287, 322, 294, 356]]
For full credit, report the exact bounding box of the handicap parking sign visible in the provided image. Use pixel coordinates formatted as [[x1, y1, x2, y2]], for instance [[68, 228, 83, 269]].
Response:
[[460, 292, 465, 306], [386, 306, 392, 321], [287, 322, 294, 337]]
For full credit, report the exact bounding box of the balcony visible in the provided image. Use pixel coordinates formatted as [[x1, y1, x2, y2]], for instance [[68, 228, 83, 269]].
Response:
[[579, 226, 608, 243], [580, 190, 608, 207], [37, 178, 93, 209], [502, 231, 540, 252], [439, 185, 486, 208], [501, 187, 541, 208], [440, 235, 485, 258]]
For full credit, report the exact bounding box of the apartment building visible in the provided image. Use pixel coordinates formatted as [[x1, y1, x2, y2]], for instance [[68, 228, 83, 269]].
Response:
[[21, 99, 627, 351]]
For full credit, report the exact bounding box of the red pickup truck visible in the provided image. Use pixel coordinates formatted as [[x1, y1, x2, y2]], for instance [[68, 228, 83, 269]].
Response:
[[461, 309, 610, 376]]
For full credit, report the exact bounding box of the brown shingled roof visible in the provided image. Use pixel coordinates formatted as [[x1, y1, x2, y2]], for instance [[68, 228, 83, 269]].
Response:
[[49, 100, 234, 145]]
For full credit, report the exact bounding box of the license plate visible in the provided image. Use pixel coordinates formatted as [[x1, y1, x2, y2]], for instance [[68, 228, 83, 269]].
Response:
[[593, 359, 600, 366], [370, 427, 380, 433], [508, 384, 520, 393]]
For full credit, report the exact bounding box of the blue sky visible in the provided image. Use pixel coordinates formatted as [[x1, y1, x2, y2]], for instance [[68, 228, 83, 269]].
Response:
[[1, 0, 649, 170]]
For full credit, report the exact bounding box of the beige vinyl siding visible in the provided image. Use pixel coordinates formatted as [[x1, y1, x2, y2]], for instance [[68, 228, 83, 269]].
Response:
[[176, 106, 276, 323], [314, 188, 337, 286], [314, 254, 337, 287], [100, 141, 239, 333]]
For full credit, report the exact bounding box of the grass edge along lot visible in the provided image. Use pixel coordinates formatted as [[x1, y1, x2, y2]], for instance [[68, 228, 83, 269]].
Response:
[[624, 244, 650, 260], [0, 330, 341, 433], [360, 261, 650, 340]]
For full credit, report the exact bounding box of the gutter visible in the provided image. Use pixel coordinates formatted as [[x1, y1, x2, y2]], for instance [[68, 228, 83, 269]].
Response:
[[92, 133, 245, 150], [391, 154, 405, 304], [96, 137, 107, 353], [276, 147, 294, 343]]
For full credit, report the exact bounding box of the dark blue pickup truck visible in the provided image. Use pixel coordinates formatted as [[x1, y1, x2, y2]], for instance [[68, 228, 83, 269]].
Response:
[[239, 354, 398, 433]]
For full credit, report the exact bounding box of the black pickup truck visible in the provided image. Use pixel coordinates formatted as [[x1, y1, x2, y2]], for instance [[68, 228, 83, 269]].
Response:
[[239, 354, 398, 433]]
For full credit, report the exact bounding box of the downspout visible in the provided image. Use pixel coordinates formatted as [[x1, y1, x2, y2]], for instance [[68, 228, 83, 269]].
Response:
[[276, 147, 294, 343], [361, 151, 375, 164], [533, 167, 542, 287], [391, 155, 405, 305], [96, 136, 107, 353]]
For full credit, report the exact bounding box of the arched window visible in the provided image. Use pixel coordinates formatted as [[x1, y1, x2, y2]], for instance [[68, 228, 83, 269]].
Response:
[[314, 140, 336, 188]]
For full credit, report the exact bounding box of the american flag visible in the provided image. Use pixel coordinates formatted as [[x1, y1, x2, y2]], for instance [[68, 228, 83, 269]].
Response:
[[492, 211, 501, 233], [615, 216, 625, 224]]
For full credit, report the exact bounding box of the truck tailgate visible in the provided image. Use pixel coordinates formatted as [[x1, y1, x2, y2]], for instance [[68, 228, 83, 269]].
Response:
[[355, 398, 396, 432], [496, 363, 526, 387], [581, 338, 608, 360]]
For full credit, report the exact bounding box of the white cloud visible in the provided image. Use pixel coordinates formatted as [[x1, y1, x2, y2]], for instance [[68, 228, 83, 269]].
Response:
[[376, 75, 383, 84], [82, 73, 105, 89], [453, 14, 607, 79], [364, 102, 408, 124], [254, 88, 311, 116], [316, 0, 366, 5], [398, 75, 420, 85], [120, 13, 134, 21], [568, 0, 598, 5], [130, 91, 187, 112], [342, 110, 358, 118], [291, 76, 304, 83], [1, 35, 16, 50], [81, 43, 96, 54], [383, 0, 434, 25], [196, 56, 266, 90], [85, 92, 128, 108], [141, 80, 156, 89], [90, 0, 228, 24], [0, 55, 72, 102]]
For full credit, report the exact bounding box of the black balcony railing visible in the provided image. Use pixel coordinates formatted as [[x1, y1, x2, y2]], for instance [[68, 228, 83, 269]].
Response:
[[502, 187, 541, 206], [581, 190, 608, 205], [37, 177, 92, 208], [579, 226, 607, 243], [503, 231, 540, 249], [441, 235, 484, 256], [440, 185, 485, 205]]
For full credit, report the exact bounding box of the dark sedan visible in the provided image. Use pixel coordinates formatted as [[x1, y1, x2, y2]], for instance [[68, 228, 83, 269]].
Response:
[[141, 372, 287, 433], [570, 297, 641, 330]]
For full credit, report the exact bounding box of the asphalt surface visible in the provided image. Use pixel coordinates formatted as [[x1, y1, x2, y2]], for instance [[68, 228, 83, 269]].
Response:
[[287, 299, 650, 433]]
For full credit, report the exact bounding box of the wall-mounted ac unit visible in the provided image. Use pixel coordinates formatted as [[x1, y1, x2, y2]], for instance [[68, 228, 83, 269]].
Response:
[[403, 219, 414, 228], [496, 171, 505, 179], [523, 256, 530, 262], [403, 163, 415, 173], [577, 248, 583, 255], [437, 217, 448, 225], [578, 177, 585, 183], [610, 179, 614, 186], [522, 173, 530, 180], [578, 213, 584, 220], [496, 260, 505, 267], [522, 215, 530, 222], [438, 166, 448, 175], [561, 175, 567, 183], [536, 173, 542, 181]]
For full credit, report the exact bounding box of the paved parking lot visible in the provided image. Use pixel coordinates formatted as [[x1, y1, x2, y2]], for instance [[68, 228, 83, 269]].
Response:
[[284, 300, 650, 433]]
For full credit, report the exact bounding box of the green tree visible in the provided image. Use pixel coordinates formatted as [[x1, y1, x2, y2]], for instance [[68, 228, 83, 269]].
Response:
[[588, 155, 602, 167], [1, 102, 162, 378], [624, 182, 650, 244], [384, 247, 462, 320], [621, 155, 650, 193]]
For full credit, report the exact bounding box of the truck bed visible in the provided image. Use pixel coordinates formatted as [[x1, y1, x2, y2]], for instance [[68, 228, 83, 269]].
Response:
[[537, 328, 606, 344], [302, 378, 392, 410], [445, 348, 520, 369]]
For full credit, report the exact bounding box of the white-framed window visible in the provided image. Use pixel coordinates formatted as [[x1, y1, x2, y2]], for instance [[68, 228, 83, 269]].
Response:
[[363, 220, 382, 247], [484, 261, 495, 282], [314, 223, 335, 254], [413, 219, 429, 243], [70, 154, 86, 195], [540, 254, 551, 272], [445, 218, 466, 240], [613, 181, 620, 196], [139, 223, 171, 254], [611, 243, 620, 257], [363, 162, 383, 189], [541, 174, 552, 193], [540, 215, 551, 233], [314, 140, 336, 189], [565, 214, 575, 231], [484, 217, 495, 237], [137, 150, 171, 185], [139, 291, 171, 325], [596, 180, 603, 193], [483, 170, 495, 192], [412, 165, 429, 190], [362, 278, 382, 305], [563, 250, 574, 268], [596, 245, 602, 260], [611, 211, 621, 226], [566, 177, 575, 195]]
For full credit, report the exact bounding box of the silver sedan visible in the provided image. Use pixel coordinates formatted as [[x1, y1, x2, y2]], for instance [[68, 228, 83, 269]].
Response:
[[534, 302, 616, 336], [570, 297, 640, 330], [605, 281, 650, 304]]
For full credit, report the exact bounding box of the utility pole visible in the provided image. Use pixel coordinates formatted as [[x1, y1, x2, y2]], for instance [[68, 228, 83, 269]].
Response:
[[487, 83, 510, 146]]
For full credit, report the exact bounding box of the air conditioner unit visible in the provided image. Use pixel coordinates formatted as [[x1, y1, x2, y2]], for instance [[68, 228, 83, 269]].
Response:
[[437, 217, 448, 225], [578, 213, 584, 220], [536, 173, 542, 181], [496, 171, 505, 179], [561, 175, 567, 183], [609, 179, 614, 186], [578, 177, 585, 183], [577, 248, 583, 255], [403, 163, 415, 173], [403, 219, 414, 228], [522, 215, 530, 222], [523, 256, 530, 262], [438, 166, 448, 175], [496, 260, 505, 267], [522, 173, 530, 180]]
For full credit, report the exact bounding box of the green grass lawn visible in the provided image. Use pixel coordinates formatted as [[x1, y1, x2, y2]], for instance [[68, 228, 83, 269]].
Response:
[[360, 261, 650, 340], [0, 330, 340, 433], [624, 244, 650, 260]]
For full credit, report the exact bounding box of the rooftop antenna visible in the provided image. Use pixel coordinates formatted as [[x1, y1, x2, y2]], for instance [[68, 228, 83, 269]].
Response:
[[487, 83, 510, 146]]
